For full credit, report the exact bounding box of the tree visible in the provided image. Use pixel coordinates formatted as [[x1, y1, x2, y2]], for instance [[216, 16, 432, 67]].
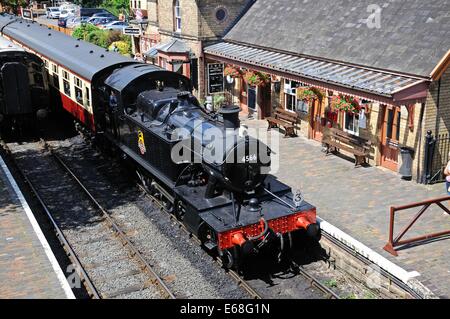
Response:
[[0, 0, 27, 14]]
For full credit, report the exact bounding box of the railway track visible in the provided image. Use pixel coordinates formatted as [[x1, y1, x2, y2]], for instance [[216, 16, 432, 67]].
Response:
[[2, 140, 175, 299]]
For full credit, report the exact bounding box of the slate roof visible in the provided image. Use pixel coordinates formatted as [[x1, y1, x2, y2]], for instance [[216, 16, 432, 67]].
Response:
[[0, 15, 136, 81], [224, 0, 450, 77], [158, 39, 189, 53]]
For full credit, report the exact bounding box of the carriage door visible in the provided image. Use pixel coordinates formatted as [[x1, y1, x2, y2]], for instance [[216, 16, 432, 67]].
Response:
[[380, 105, 401, 171], [310, 98, 324, 142]]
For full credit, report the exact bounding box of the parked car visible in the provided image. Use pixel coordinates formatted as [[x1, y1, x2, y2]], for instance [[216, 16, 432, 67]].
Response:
[[59, 9, 76, 19], [58, 17, 69, 28], [66, 16, 89, 29], [46, 7, 60, 19], [88, 17, 116, 26], [80, 8, 109, 17], [101, 21, 129, 30], [91, 12, 117, 19]]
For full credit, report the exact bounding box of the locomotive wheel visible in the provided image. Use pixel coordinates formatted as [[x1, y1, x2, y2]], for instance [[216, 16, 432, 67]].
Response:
[[220, 249, 234, 270]]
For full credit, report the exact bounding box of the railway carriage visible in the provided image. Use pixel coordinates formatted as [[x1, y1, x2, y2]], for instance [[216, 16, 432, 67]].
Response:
[[0, 35, 49, 134], [0, 13, 321, 269]]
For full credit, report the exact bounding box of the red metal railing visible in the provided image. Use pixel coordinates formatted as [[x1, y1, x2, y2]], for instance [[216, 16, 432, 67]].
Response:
[[384, 196, 450, 256]]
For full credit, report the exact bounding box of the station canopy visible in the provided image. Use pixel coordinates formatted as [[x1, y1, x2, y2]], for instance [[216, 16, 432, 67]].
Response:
[[204, 42, 430, 104]]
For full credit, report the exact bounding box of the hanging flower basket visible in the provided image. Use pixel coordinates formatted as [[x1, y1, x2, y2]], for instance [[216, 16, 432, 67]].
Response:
[[331, 95, 361, 114], [296, 87, 325, 102], [243, 71, 270, 87], [224, 65, 242, 78]]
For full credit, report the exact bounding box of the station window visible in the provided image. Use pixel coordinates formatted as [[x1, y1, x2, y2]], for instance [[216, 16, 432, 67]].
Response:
[[284, 80, 297, 112], [52, 64, 58, 74], [174, 0, 181, 33], [344, 112, 360, 136], [44, 60, 49, 68]]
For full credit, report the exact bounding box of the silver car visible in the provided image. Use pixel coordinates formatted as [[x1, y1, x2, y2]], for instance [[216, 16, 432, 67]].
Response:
[[102, 21, 129, 30]]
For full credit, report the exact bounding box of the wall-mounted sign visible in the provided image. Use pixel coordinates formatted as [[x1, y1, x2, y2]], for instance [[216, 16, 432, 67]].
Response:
[[123, 27, 141, 36], [21, 9, 33, 21], [207, 63, 224, 94]]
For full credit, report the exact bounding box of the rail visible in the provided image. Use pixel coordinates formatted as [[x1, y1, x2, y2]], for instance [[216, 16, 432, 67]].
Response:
[[46, 144, 176, 299], [384, 196, 450, 256]]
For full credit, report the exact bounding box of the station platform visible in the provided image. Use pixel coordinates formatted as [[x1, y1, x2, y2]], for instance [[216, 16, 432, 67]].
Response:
[[0, 155, 74, 299], [242, 118, 450, 299]]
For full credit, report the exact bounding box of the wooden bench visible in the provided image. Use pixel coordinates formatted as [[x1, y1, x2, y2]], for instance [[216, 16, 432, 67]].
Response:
[[323, 128, 372, 166], [266, 108, 299, 137]]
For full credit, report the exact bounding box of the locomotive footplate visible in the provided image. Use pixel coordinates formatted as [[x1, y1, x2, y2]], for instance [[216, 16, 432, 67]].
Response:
[[174, 175, 318, 252]]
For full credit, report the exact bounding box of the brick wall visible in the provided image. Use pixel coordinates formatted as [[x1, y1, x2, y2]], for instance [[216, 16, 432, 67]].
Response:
[[419, 68, 450, 182]]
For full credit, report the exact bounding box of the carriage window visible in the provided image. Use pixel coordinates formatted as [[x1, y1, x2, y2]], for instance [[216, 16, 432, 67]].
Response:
[[62, 70, 69, 80], [74, 77, 82, 87], [74, 77, 83, 104], [63, 80, 71, 96], [75, 87, 83, 104], [85, 87, 91, 107]]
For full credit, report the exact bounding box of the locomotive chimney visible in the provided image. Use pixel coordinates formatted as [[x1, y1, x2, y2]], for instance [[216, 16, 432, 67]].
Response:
[[219, 105, 241, 130]]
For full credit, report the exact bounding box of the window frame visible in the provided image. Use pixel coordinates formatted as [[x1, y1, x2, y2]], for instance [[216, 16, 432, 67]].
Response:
[[174, 0, 181, 33], [344, 111, 360, 136]]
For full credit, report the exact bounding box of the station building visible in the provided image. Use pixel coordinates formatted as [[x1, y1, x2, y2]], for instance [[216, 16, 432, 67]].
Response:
[[128, 0, 255, 97], [203, 0, 450, 183]]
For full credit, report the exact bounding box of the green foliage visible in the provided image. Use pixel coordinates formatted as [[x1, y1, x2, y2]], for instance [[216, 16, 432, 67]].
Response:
[[213, 94, 225, 107], [72, 23, 100, 41], [100, 0, 129, 16], [1, 0, 27, 14], [86, 29, 109, 48], [109, 40, 130, 56], [73, 24, 132, 55], [72, 0, 128, 16]]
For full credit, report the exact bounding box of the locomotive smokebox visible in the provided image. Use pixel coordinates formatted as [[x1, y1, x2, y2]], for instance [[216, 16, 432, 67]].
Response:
[[219, 105, 241, 130]]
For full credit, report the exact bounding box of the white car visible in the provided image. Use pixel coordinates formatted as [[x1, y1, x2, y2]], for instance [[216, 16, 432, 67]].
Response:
[[46, 7, 60, 19], [102, 21, 129, 30], [59, 9, 76, 19]]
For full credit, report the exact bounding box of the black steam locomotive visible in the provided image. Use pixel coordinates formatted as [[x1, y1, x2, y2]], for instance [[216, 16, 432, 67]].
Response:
[[0, 36, 49, 136], [0, 14, 320, 268]]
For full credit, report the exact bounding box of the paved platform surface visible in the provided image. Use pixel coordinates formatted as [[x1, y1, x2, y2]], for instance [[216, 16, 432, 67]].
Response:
[[0, 156, 74, 299], [242, 118, 450, 298]]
